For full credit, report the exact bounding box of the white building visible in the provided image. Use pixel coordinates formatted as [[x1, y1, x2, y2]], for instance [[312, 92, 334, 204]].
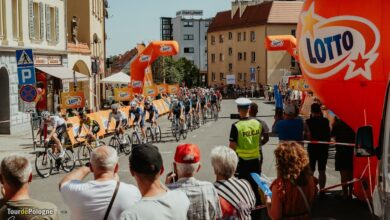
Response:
[[161, 10, 212, 75]]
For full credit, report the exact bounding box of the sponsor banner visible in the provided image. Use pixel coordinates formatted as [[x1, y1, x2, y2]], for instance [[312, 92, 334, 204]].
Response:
[[143, 85, 157, 97], [132, 80, 143, 88], [226, 74, 236, 85], [34, 55, 62, 65], [288, 76, 311, 91], [139, 55, 151, 63], [114, 87, 132, 101], [61, 91, 85, 109], [157, 84, 168, 94], [271, 40, 284, 47], [160, 45, 173, 53], [167, 84, 179, 94]]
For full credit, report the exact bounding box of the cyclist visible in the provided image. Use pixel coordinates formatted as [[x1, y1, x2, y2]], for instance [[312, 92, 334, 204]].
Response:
[[75, 111, 100, 145], [169, 98, 185, 130], [144, 100, 159, 127], [41, 111, 66, 158], [106, 104, 127, 143], [191, 93, 199, 116], [129, 101, 146, 142], [183, 96, 192, 128], [199, 93, 207, 120], [215, 90, 222, 111], [210, 90, 219, 114]]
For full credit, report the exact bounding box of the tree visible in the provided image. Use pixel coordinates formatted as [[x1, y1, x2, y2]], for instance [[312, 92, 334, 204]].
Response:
[[152, 57, 200, 86]]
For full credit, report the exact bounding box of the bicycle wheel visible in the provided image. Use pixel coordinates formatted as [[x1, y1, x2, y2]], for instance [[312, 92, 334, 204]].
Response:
[[171, 121, 176, 137], [175, 124, 181, 142], [78, 145, 91, 166], [131, 132, 141, 145], [122, 134, 132, 155], [62, 148, 75, 172], [146, 127, 153, 143], [35, 151, 53, 178], [155, 126, 162, 143], [108, 137, 119, 151]]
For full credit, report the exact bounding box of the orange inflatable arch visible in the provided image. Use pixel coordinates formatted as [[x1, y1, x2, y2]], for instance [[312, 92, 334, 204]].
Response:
[[264, 35, 298, 60]]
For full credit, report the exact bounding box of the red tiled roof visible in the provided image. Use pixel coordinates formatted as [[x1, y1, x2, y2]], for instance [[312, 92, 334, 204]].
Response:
[[110, 48, 138, 74], [208, 1, 303, 33], [208, 2, 272, 33]]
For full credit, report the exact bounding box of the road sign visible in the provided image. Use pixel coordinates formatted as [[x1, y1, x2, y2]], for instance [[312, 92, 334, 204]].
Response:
[[16, 49, 34, 67], [19, 85, 37, 103], [226, 74, 236, 84], [17, 67, 36, 85]]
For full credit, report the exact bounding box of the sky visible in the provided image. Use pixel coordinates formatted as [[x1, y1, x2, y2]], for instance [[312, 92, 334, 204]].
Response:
[[106, 0, 231, 56]]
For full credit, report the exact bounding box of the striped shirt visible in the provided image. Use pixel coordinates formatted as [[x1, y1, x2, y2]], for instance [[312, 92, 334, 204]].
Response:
[[214, 177, 256, 220], [167, 177, 222, 220]]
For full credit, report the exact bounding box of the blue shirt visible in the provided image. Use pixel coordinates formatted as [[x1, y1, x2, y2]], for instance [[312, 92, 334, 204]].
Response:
[[275, 118, 304, 141], [130, 107, 144, 119]]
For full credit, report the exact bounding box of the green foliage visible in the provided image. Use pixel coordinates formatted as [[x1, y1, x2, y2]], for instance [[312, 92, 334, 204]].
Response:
[[152, 57, 200, 86]]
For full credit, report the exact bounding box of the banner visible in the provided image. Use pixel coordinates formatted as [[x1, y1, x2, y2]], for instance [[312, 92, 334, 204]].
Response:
[[226, 75, 236, 85], [114, 87, 132, 101], [61, 91, 85, 109], [157, 84, 168, 94], [288, 76, 310, 91], [167, 84, 179, 94], [143, 85, 157, 97]]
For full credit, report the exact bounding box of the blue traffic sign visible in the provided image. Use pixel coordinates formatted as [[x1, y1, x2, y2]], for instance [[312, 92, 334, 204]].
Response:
[[19, 85, 37, 103], [16, 49, 34, 68], [18, 66, 36, 85]]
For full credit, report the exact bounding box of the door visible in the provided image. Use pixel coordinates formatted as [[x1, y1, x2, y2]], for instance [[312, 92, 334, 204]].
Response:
[[0, 67, 10, 134]]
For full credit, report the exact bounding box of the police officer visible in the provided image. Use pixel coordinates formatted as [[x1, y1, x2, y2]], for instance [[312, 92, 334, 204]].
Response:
[[229, 98, 263, 217]]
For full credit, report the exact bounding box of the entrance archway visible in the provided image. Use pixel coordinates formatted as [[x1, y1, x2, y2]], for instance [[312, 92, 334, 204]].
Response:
[[73, 60, 91, 109], [0, 67, 10, 134]]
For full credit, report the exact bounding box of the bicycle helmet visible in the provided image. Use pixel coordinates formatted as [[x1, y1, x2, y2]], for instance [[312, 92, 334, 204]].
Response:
[[144, 100, 151, 106], [111, 103, 119, 110], [130, 101, 137, 108], [41, 111, 50, 119]]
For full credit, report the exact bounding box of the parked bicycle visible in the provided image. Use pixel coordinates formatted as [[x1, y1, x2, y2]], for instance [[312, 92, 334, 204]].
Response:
[[35, 141, 75, 178], [108, 130, 131, 155]]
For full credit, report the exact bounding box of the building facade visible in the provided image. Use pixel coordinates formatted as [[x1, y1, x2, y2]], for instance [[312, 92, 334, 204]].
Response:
[[0, 0, 67, 134], [207, 0, 302, 88], [160, 10, 212, 76]]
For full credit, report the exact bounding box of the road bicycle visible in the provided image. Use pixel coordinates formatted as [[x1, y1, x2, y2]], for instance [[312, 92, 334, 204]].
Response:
[[35, 141, 75, 178], [145, 120, 162, 143], [76, 135, 106, 166], [129, 123, 144, 145], [210, 103, 219, 121], [108, 130, 131, 155], [171, 116, 187, 142], [185, 113, 193, 132]]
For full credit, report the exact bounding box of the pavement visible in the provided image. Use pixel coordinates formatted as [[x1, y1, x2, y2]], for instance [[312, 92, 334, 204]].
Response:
[[0, 99, 374, 220]]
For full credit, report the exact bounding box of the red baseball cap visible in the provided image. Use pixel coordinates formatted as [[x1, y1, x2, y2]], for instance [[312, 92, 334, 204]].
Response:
[[174, 144, 200, 164]]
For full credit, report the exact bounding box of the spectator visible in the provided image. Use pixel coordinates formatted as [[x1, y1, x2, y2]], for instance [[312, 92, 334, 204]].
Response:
[[166, 144, 222, 220], [0, 154, 59, 220], [211, 146, 256, 219], [59, 146, 141, 220], [266, 142, 317, 220], [304, 103, 331, 193], [249, 102, 270, 173], [275, 104, 304, 142], [120, 144, 190, 220], [272, 108, 284, 133], [332, 117, 355, 200]]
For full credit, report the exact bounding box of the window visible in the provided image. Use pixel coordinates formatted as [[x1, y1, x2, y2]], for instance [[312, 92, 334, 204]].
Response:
[[238, 73, 243, 81], [205, 35, 207, 40], [211, 35, 215, 45], [183, 20, 193, 27], [211, 54, 215, 63], [219, 53, 224, 62], [212, 72, 216, 81], [228, 63, 232, 71], [243, 32, 246, 41], [228, 47, 232, 56], [33, 2, 41, 40], [291, 29, 296, 37], [219, 34, 224, 43], [228, 32, 232, 40], [184, 47, 194, 53], [205, 21, 209, 27], [11, 0, 23, 41], [44, 5, 59, 43], [238, 52, 243, 61], [243, 52, 247, 61], [184, 34, 194, 40], [251, 52, 256, 63], [237, 32, 241, 41], [244, 73, 247, 81], [250, 31, 256, 42], [0, 0, 5, 40], [220, 72, 224, 80]]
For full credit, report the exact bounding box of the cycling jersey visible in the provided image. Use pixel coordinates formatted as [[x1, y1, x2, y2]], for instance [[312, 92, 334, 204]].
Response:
[[145, 105, 159, 120], [172, 102, 183, 118], [191, 98, 198, 108], [210, 94, 218, 103], [129, 107, 144, 121], [183, 100, 192, 113], [108, 111, 126, 122], [200, 97, 206, 107], [80, 117, 100, 134]]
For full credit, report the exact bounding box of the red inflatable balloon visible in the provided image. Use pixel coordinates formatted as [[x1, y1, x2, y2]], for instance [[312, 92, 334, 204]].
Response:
[[297, 0, 389, 200]]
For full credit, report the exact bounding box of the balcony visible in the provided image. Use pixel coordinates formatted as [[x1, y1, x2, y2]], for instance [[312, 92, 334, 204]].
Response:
[[67, 42, 91, 54]]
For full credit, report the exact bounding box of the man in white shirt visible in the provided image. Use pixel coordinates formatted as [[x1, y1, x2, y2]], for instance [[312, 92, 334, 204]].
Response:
[[120, 144, 190, 220], [59, 146, 141, 220]]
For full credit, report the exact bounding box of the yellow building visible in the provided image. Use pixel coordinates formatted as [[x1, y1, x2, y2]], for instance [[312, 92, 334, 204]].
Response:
[[207, 0, 302, 88]]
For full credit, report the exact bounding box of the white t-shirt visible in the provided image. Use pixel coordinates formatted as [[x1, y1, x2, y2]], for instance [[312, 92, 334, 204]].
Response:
[[120, 190, 190, 220], [60, 180, 141, 220]]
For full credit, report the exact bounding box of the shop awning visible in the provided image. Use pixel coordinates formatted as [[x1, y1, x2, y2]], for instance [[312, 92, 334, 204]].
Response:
[[36, 67, 89, 83], [101, 71, 131, 84]]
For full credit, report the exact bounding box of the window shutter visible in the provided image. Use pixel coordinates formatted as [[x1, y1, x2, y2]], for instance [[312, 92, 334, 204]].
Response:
[[28, 0, 34, 40], [55, 7, 59, 42], [45, 4, 51, 41], [39, 2, 44, 40]]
